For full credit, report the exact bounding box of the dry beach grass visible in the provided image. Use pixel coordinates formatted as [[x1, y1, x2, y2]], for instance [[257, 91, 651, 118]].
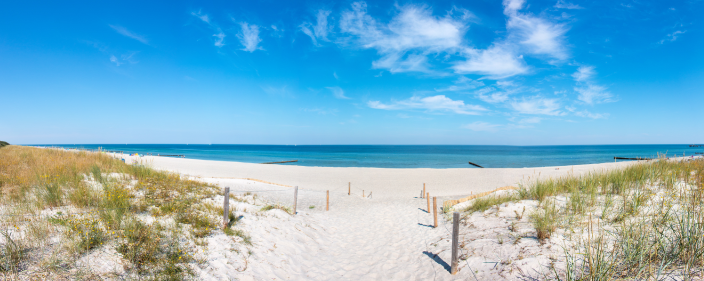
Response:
[[0, 145, 261, 279]]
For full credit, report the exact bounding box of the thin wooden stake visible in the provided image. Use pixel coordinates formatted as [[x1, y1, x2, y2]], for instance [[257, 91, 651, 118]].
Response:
[[223, 187, 230, 228], [433, 197, 438, 228], [427, 192, 430, 213], [326, 190, 329, 211], [423, 183, 426, 199], [293, 186, 298, 215], [451, 212, 460, 275], [363, 190, 365, 197], [348, 182, 351, 195]]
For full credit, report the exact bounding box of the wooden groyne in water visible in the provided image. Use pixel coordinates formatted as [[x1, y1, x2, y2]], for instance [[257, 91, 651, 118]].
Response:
[[260, 160, 298, 164], [614, 157, 652, 161]]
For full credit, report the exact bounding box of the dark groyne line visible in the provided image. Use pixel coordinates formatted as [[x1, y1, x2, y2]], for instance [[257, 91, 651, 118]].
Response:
[[614, 157, 653, 161], [261, 160, 299, 164], [468, 161, 484, 168]]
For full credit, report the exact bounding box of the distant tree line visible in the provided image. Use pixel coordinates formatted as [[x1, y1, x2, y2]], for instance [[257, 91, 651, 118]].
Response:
[[0, 141, 9, 148]]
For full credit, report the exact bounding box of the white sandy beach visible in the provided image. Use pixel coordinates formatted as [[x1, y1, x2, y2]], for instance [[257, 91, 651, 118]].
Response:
[[104, 155, 673, 280]]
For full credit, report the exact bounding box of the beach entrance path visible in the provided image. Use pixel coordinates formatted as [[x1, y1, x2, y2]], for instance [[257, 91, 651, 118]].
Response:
[[195, 179, 473, 280]]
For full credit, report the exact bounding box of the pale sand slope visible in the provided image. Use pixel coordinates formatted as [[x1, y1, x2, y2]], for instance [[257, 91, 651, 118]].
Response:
[[117, 155, 650, 280]]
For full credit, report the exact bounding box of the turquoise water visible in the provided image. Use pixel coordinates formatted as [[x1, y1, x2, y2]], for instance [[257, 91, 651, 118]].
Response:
[[31, 144, 702, 169]]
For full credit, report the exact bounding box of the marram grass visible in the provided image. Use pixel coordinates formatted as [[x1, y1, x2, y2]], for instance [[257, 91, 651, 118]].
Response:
[[0, 145, 254, 279]]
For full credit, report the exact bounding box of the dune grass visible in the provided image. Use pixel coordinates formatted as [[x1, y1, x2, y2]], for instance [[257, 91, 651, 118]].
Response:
[[0, 145, 232, 279], [524, 157, 704, 279]]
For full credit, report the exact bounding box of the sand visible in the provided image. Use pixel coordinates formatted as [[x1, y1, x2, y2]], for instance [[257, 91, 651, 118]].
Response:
[[113, 154, 681, 280]]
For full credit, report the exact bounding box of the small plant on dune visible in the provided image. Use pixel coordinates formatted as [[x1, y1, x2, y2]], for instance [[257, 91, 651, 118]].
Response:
[[260, 204, 292, 214], [63, 216, 107, 255], [461, 194, 517, 214], [0, 230, 26, 273], [116, 218, 161, 271], [530, 201, 559, 241]]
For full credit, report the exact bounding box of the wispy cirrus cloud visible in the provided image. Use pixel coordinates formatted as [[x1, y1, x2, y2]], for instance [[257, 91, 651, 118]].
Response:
[[554, 0, 583, 9], [191, 10, 226, 48], [453, 44, 529, 78], [510, 96, 563, 115], [300, 10, 332, 46], [238, 22, 263, 52], [575, 84, 614, 104], [659, 30, 686, 44], [109, 25, 149, 45], [572, 66, 614, 104], [339, 2, 467, 74], [326, 86, 351, 99], [504, 0, 569, 60], [368, 95, 487, 115]]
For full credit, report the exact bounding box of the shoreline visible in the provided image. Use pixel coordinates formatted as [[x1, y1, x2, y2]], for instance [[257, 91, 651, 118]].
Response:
[[118, 153, 691, 199]]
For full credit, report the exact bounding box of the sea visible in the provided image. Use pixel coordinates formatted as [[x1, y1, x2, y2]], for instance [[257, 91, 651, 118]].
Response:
[[30, 144, 703, 169]]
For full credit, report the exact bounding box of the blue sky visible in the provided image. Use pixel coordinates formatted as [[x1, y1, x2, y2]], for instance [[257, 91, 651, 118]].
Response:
[[1, 0, 703, 145]]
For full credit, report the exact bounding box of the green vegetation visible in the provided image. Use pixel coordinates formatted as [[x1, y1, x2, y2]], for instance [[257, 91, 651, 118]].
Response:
[[0, 145, 248, 279], [0, 141, 9, 148]]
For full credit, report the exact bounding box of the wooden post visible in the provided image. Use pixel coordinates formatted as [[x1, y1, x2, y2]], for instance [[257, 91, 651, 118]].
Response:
[[451, 212, 460, 275], [293, 186, 298, 215], [363, 190, 365, 197], [427, 193, 430, 213], [423, 183, 425, 199], [326, 190, 329, 211], [433, 197, 438, 228], [348, 182, 351, 195], [223, 187, 230, 228]]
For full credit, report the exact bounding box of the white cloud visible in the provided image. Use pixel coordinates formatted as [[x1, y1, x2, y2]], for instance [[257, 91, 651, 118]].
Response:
[[368, 95, 487, 115], [575, 84, 613, 104], [110, 55, 121, 66], [571, 66, 614, 104], [191, 11, 226, 47], [464, 121, 501, 132], [575, 110, 608, 119], [261, 85, 293, 97], [572, 65, 595, 82], [109, 52, 138, 66], [503, 0, 525, 14], [333, 72, 339, 80], [300, 10, 332, 46], [554, 0, 583, 9], [453, 45, 529, 79], [238, 22, 263, 52], [339, 2, 466, 73], [479, 91, 511, 104], [213, 32, 225, 47], [501, 0, 569, 60], [510, 96, 563, 115], [659, 30, 686, 44], [192, 11, 210, 24], [326, 86, 351, 99], [109, 25, 149, 45]]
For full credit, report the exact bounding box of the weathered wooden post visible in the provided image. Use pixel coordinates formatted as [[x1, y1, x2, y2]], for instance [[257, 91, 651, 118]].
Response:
[[451, 212, 460, 275], [223, 187, 230, 228], [427, 192, 430, 213], [293, 186, 298, 215], [433, 197, 438, 228], [363, 190, 365, 197], [423, 183, 426, 199], [326, 190, 329, 211], [348, 182, 351, 195]]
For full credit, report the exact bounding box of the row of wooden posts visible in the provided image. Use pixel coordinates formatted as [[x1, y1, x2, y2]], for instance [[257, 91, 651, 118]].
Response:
[[221, 183, 460, 276], [422, 183, 461, 275]]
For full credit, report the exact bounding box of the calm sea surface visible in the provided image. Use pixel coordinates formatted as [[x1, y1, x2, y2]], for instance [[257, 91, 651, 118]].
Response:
[[31, 144, 702, 169]]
